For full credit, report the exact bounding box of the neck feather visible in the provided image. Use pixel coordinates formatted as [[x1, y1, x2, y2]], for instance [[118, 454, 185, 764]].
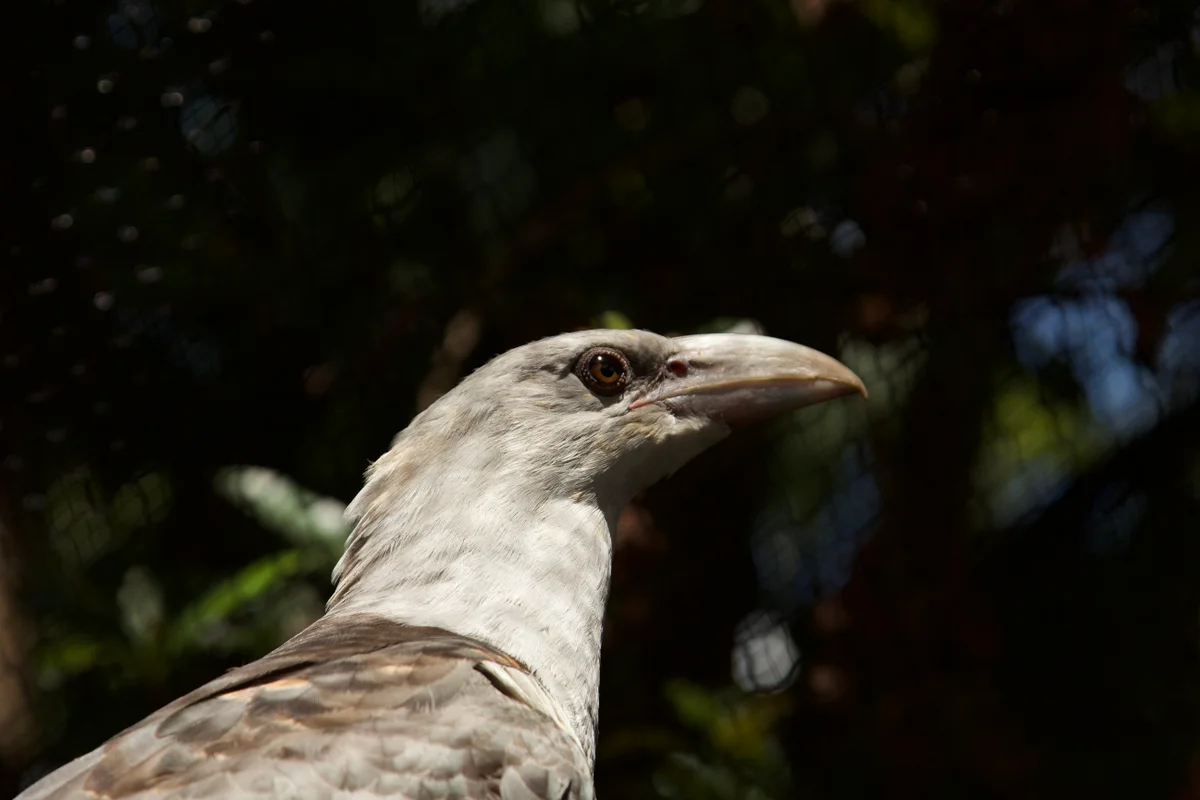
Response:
[[326, 435, 617, 762]]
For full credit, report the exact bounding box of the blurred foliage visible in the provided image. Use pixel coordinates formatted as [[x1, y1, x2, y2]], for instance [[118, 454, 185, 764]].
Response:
[[35, 467, 342, 697], [4, 0, 1200, 797]]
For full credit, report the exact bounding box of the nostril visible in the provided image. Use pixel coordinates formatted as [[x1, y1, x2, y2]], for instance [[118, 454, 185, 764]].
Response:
[[666, 358, 688, 377]]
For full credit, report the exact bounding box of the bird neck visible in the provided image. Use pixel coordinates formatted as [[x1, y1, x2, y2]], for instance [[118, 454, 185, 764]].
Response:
[[325, 444, 617, 764]]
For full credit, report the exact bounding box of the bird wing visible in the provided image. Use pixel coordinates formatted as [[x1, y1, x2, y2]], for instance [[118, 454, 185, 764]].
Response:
[[20, 614, 592, 800]]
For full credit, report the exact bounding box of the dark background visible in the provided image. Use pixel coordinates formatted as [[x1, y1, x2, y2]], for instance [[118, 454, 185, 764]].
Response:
[[4, 0, 1200, 797]]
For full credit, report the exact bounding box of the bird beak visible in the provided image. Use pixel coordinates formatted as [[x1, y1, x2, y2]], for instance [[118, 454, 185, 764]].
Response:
[[632, 333, 867, 427]]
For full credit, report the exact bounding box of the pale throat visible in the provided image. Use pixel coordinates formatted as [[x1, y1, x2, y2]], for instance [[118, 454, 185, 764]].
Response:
[[326, 450, 619, 761]]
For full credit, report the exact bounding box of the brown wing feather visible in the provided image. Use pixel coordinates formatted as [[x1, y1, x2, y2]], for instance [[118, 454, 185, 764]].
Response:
[[19, 615, 591, 800]]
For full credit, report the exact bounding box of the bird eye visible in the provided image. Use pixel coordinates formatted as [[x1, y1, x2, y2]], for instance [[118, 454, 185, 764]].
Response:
[[576, 347, 632, 395]]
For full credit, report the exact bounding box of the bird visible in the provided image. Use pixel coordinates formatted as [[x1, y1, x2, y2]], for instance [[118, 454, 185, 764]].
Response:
[[19, 328, 866, 800]]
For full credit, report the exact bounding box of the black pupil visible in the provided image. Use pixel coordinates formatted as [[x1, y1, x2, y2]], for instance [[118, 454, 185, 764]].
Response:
[[595, 357, 618, 379]]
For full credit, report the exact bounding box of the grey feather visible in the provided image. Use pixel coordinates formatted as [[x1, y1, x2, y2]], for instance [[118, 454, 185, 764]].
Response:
[[22, 615, 591, 800]]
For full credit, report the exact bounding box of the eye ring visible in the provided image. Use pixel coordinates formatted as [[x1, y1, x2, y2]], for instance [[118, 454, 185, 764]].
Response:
[[575, 347, 632, 396]]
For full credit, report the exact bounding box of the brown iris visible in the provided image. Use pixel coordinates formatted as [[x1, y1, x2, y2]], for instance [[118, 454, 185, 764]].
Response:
[[576, 347, 632, 395]]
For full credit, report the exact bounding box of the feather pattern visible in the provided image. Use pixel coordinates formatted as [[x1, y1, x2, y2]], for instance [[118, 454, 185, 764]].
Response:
[[22, 614, 592, 800]]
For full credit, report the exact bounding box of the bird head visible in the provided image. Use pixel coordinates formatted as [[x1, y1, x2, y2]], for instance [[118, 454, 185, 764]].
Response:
[[355, 329, 866, 519]]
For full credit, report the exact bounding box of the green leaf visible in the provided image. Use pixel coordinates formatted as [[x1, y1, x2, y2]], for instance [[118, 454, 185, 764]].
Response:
[[117, 566, 166, 645], [110, 472, 173, 534], [214, 466, 349, 559], [666, 679, 723, 732], [594, 310, 635, 330], [165, 549, 308, 654], [37, 635, 104, 690], [861, 0, 937, 53]]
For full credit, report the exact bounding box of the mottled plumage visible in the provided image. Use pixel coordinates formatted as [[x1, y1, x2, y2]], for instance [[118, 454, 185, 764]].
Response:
[[24, 615, 590, 800], [20, 329, 864, 799]]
